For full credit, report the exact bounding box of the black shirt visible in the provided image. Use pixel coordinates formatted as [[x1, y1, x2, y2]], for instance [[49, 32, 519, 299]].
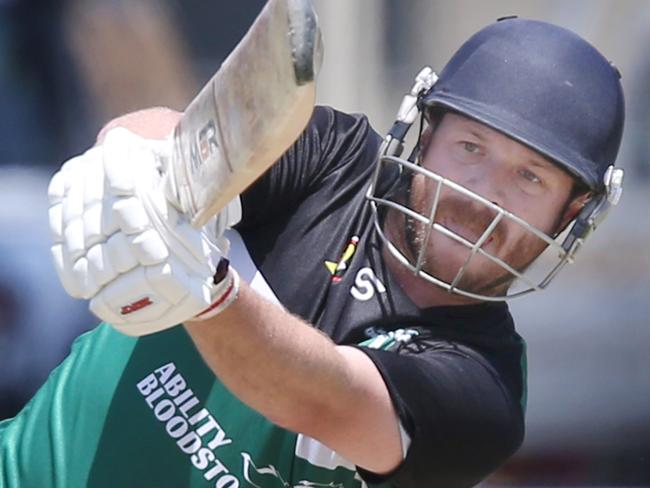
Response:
[[237, 106, 526, 487]]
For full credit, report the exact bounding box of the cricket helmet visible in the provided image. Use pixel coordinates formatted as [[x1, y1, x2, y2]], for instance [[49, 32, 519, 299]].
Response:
[[367, 17, 625, 301], [421, 16, 625, 192]]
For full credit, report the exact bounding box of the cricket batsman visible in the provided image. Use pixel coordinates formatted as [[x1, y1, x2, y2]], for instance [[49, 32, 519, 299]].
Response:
[[0, 14, 624, 488]]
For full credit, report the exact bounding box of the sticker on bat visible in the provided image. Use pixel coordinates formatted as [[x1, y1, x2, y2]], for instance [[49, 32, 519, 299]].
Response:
[[189, 119, 225, 175]]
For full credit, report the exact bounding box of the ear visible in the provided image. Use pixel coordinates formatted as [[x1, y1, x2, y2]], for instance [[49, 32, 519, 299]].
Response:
[[418, 127, 434, 159], [558, 191, 592, 231]]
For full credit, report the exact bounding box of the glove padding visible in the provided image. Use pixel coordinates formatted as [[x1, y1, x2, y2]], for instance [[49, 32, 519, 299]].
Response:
[[48, 127, 241, 336]]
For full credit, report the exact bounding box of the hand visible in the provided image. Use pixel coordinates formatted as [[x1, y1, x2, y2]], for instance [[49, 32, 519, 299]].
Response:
[[48, 127, 241, 336]]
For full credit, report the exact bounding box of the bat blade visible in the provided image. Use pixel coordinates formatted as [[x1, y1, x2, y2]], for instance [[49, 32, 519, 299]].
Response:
[[169, 0, 322, 227]]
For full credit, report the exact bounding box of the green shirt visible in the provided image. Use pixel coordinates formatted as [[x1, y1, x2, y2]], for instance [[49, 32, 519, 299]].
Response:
[[0, 324, 385, 487]]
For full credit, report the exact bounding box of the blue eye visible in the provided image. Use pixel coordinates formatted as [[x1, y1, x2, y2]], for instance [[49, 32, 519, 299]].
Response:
[[520, 168, 542, 184], [463, 142, 480, 153]]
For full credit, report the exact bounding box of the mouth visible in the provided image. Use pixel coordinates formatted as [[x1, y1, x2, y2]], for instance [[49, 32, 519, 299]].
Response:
[[438, 216, 496, 248]]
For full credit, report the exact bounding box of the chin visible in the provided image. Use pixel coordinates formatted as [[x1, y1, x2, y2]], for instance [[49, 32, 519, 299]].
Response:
[[423, 237, 510, 294]]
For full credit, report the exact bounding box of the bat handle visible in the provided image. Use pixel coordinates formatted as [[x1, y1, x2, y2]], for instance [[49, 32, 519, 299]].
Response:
[[160, 134, 185, 212]]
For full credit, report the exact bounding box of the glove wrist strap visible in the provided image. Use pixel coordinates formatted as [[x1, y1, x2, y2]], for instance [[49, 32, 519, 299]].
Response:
[[193, 261, 240, 321]]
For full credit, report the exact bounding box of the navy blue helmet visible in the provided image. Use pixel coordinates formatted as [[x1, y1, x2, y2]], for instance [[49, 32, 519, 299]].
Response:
[[368, 17, 626, 300], [421, 16, 625, 192]]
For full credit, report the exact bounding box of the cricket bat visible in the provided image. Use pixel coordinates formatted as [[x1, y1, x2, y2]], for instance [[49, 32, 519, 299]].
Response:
[[167, 0, 322, 228]]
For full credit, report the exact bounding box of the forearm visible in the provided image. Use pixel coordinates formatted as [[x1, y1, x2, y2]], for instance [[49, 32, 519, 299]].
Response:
[[184, 280, 356, 431], [184, 278, 404, 474]]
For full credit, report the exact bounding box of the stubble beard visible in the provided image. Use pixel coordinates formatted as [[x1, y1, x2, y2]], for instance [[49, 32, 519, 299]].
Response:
[[380, 162, 572, 298], [397, 186, 553, 297], [402, 212, 512, 295]]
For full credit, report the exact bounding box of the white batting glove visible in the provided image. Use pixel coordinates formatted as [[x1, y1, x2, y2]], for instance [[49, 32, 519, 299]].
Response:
[[48, 127, 241, 336]]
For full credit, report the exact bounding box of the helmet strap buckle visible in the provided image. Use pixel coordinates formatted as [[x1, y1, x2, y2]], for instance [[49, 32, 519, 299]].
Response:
[[562, 165, 625, 260], [380, 67, 438, 159]]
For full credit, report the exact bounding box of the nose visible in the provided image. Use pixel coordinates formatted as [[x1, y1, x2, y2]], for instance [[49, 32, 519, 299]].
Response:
[[459, 163, 508, 210]]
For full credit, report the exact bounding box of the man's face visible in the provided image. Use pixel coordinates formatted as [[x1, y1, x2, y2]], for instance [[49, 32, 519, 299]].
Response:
[[389, 112, 580, 297]]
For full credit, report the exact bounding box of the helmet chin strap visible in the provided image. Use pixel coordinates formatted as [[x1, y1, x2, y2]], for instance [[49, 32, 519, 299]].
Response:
[[368, 66, 626, 301], [561, 165, 624, 262], [378, 67, 437, 161]]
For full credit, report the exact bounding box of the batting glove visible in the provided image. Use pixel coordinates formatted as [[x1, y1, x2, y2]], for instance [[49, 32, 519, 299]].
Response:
[[48, 127, 241, 336]]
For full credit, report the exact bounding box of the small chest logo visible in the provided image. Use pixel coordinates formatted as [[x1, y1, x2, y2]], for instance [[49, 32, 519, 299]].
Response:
[[350, 267, 386, 301], [324, 235, 359, 283]]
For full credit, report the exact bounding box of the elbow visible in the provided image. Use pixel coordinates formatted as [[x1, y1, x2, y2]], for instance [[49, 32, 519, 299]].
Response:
[[265, 399, 331, 437]]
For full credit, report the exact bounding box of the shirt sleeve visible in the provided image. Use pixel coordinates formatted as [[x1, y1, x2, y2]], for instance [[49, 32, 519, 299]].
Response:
[[355, 340, 525, 488], [236, 105, 382, 229]]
